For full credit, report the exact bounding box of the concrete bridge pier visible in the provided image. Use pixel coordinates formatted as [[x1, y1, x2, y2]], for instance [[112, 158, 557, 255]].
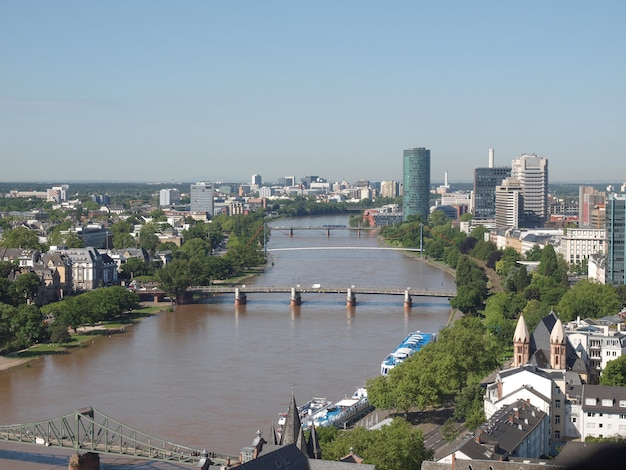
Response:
[[235, 287, 247, 305], [289, 227, 294, 236], [290, 287, 302, 306], [346, 288, 357, 307], [327, 228, 331, 237], [404, 289, 412, 308], [68, 452, 100, 470]]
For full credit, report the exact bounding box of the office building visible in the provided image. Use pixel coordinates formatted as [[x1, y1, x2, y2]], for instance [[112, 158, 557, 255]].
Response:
[[402, 147, 430, 221], [473, 149, 511, 221], [511, 154, 549, 227], [495, 178, 523, 229], [380, 180, 399, 198], [190, 182, 214, 216], [579, 186, 606, 228], [606, 194, 626, 286], [251, 174, 262, 187], [159, 188, 180, 207]]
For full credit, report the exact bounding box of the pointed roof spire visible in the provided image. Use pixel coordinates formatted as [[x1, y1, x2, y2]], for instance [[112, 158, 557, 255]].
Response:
[[514, 313, 530, 343], [268, 422, 279, 446], [307, 424, 322, 460], [295, 424, 307, 454], [550, 317, 565, 344], [280, 390, 302, 446]]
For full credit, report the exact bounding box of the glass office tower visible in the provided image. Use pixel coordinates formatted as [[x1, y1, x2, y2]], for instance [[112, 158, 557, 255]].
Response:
[[403, 147, 430, 221], [607, 194, 626, 285]]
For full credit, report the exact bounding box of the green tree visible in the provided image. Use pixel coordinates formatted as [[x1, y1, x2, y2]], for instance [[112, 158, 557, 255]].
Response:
[[453, 383, 486, 430], [49, 321, 71, 345], [139, 222, 160, 253], [0, 303, 17, 351], [0, 227, 43, 250], [321, 418, 433, 470], [557, 280, 621, 323], [11, 304, 48, 347], [156, 259, 192, 303], [13, 272, 42, 305], [601, 355, 626, 386], [450, 285, 483, 315]]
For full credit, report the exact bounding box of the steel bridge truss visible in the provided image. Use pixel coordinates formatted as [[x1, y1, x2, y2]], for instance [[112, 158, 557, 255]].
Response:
[[0, 407, 216, 466]]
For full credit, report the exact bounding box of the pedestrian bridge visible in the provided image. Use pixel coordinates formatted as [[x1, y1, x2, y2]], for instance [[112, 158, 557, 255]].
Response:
[[191, 285, 456, 307], [0, 407, 236, 468]]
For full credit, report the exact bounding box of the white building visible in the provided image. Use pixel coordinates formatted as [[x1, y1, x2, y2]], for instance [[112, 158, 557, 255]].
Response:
[[557, 228, 606, 266], [511, 154, 549, 226], [159, 188, 180, 207], [565, 322, 626, 372], [495, 178, 523, 229], [575, 385, 626, 441]]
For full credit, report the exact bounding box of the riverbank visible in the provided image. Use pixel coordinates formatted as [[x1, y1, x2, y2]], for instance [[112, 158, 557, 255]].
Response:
[[0, 303, 171, 375]]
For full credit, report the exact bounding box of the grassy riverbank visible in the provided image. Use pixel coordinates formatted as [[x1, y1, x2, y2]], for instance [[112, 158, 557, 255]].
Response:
[[0, 304, 171, 373]]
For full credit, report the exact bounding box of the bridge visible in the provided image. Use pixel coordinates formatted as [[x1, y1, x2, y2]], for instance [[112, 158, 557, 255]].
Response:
[[269, 225, 379, 236], [190, 285, 456, 307], [0, 407, 237, 469]]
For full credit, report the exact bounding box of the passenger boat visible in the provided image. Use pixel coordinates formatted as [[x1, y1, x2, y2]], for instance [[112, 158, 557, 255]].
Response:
[[380, 331, 436, 375], [304, 388, 371, 429], [277, 396, 332, 427]]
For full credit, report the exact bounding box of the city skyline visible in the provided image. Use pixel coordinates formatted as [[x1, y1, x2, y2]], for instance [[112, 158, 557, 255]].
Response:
[[1, 2, 625, 183]]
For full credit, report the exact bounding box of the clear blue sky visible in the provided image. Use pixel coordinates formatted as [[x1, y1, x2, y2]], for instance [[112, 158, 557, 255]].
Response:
[[1, 1, 625, 184]]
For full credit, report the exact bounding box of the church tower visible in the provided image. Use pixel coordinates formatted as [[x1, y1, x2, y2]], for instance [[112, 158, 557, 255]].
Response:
[[513, 313, 530, 367], [550, 318, 566, 370]]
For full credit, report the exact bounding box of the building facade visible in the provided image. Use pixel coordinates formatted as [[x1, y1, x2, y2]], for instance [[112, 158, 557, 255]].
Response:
[[495, 178, 523, 229], [190, 182, 214, 216], [606, 194, 626, 286], [557, 228, 606, 266], [579, 186, 605, 228], [511, 154, 549, 227], [159, 188, 180, 207], [402, 147, 430, 221]]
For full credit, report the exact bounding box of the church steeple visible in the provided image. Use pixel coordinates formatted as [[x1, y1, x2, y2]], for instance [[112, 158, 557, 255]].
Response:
[[550, 317, 566, 370], [513, 313, 530, 367], [280, 390, 302, 446], [307, 424, 322, 460]]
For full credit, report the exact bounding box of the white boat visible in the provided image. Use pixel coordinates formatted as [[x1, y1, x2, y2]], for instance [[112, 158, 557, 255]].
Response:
[[380, 331, 436, 375]]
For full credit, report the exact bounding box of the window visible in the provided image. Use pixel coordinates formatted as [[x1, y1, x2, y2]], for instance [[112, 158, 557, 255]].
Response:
[[572, 417, 577, 423], [587, 423, 596, 428], [555, 430, 561, 439], [555, 415, 561, 424], [620, 414, 626, 420], [599, 423, 604, 428], [556, 400, 561, 409]]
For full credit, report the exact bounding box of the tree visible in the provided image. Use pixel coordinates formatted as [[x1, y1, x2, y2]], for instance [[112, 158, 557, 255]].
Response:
[[156, 259, 192, 303], [453, 383, 486, 430], [11, 304, 48, 347], [13, 272, 42, 305], [0, 227, 43, 250], [601, 355, 626, 386], [321, 418, 433, 470], [49, 321, 71, 345], [139, 222, 160, 253], [557, 280, 621, 323], [450, 285, 483, 315]]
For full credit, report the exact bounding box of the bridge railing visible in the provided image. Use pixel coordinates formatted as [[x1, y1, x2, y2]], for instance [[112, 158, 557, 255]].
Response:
[[0, 407, 236, 466]]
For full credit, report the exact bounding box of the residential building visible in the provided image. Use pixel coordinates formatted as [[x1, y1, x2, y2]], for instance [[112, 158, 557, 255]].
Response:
[[511, 154, 549, 227], [41, 252, 73, 298], [438, 400, 550, 464], [402, 147, 430, 221], [565, 322, 626, 372], [495, 178, 523, 229], [606, 194, 626, 286], [159, 188, 180, 207], [190, 182, 214, 216], [49, 247, 117, 292], [557, 228, 606, 266], [473, 148, 511, 221], [380, 180, 399, 198], [576, 385, 626, 441]]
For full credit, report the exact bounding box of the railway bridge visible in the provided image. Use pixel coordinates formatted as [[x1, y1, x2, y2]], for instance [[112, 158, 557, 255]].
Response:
[[0, 407, 238, 469]]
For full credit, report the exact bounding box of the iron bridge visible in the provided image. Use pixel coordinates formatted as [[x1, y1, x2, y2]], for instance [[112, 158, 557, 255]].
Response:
[[0, 407, 236, 466]]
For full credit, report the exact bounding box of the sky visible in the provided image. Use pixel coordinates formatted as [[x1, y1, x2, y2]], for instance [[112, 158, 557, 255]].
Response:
[[1, 1, 625, 184]]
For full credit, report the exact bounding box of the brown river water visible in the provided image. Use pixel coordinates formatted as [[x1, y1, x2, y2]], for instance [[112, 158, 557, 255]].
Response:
[[0, 215, 455, 468]]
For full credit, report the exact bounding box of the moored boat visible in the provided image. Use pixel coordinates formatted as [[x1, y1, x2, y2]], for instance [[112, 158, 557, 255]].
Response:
[[380, 331, 436, 375]]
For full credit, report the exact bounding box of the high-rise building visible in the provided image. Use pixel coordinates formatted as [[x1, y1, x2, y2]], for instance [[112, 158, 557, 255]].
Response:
[[251, 174, 262, 187], [402, 147, 430, 221], [380, 180, 399, 198], [579, 186, 606, 228], [473, 149, 511, 221], [511, 154, 549, 227], [190, 182, 214, 216], [159, 188, 180, 207], [495, 178, 523, 229], [606, 194, 626, 286]]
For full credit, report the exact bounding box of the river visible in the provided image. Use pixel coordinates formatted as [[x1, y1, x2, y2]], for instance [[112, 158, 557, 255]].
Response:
[[0, 215, 456, 468]]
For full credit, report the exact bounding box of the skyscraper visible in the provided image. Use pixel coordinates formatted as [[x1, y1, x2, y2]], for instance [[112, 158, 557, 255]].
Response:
[[495, 178, 523, 229], [473, 149, 511, 222], [511, 154, 548, 227], [251, 174, 262, 187], [402, 147, 430, 221], [606, 194, 626, 286], [579, 186, 606, 228], [190, 182, 214, 216]]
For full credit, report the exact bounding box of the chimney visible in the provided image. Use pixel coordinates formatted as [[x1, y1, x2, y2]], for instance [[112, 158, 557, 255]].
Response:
[[508, 415, 514, 424], [488, 148, 495, 168], [514, 407, 519, 419]]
